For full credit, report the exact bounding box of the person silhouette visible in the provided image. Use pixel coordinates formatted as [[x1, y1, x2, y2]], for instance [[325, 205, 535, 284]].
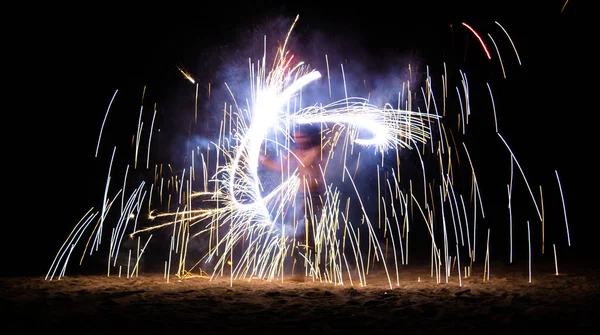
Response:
[[259, 123, 330, 276]]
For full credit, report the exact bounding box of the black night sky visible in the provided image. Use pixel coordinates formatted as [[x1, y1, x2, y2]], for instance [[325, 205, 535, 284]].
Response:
[[8, 0, 592, 278]]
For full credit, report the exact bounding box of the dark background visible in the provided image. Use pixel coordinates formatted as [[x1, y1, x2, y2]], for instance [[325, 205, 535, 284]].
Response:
[[6, 1, 591, 276]]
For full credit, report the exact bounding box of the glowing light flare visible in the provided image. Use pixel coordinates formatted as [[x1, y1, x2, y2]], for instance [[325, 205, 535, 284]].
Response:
[[295, 113, 402, 151], [291, 99, 437, 152], [226, 70, 322, 214], [177, 65, 195, 84]]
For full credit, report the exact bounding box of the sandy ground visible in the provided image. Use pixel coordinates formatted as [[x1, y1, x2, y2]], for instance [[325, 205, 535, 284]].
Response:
[[3, 260, 598, 334]]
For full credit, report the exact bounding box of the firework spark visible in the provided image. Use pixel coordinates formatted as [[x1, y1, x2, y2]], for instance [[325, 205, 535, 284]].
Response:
[[461, 22, 492, 60], [47, 15, 570, 290], [177, 65, 196, 84]]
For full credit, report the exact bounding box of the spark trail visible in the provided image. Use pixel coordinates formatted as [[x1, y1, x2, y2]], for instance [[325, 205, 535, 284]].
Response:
[[47, 16, 569, 289]]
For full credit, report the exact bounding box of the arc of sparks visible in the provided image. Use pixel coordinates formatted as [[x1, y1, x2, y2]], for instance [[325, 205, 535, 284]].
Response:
[[461, 22, 492, 60]]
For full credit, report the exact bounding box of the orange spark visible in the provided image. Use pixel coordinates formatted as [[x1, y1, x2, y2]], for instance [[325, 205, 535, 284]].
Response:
[[177, 65, 195, 84]]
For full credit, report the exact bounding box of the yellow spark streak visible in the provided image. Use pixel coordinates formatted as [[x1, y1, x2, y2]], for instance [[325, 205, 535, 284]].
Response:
[[560, 0, 570, 14], [177, 65, 195, 84], [146, 106, 157, 169], [553, 244, 559, 275]]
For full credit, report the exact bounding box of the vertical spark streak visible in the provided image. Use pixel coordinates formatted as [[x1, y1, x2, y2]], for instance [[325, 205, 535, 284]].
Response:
[[540, 185, 545, 254], [527, 220, 532, 283], [487, 33, 506, 78], [96, 90, 118, 158], [147, 107, 157, 169], [134, 105, 144, 169], [486, 83, 498, 133], [555, 170, 570, 246], [553, 244, 559, 275]]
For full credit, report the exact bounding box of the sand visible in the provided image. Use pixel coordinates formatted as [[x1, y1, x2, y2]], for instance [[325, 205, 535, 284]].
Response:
[[3, 260, 598, 334]]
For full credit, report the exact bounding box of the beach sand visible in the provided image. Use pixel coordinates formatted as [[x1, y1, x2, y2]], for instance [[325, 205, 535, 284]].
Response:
[[3, 260, 598, 334]]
